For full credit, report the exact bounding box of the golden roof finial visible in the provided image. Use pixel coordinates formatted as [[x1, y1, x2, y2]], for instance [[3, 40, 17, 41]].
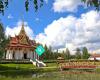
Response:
[[19, 12, 26, 36], [19, 21, 26, 35]]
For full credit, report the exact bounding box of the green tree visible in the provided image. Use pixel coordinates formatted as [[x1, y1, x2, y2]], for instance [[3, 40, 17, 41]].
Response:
[[0, 0, 100, 15], [75, 48, 82, 59], [0, 22, 9, 58], [82, 0, 100, 11], [82, 47, 90, 59], [40, 44, 48, 60], [65, 48, 71, 60], [0, 0, 44, 15], [60, 51, 66, 59], [40, 44, 54, 60], [47, 46, 53, 60], [53, 49, 59, 60]]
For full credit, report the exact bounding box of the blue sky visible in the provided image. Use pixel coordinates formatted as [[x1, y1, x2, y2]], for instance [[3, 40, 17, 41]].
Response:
[[0, 0, 89, 34], [0, 0, 100, 54]]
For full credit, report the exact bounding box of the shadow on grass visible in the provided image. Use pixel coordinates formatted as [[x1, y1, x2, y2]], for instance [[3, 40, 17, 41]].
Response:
[[0, 65, 57, 78], [0, 65, 34, 77]]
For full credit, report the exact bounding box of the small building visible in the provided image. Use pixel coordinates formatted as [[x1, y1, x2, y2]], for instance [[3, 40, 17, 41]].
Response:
[[88, 54, 100, 60], [57, 57, 64, 60], [6, 23, 39, 60]]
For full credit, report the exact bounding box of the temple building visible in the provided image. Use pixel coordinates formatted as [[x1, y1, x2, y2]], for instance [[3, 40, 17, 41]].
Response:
[[88, 54, 100, 60], [6, 23, 39, 60]]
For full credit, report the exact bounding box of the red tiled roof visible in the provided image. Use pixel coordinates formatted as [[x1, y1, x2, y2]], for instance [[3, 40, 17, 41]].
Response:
[[6, 25, 36, 49], [7, 36, 36, 49], [90, 54, 100, 58], [10, 37, 18, 44]]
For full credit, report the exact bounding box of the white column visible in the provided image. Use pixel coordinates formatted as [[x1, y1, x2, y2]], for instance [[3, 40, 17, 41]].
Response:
[[27, 50, 32, 59], [7, 50, 11, 59], [31, 51, 33, 59], [9, 52, 12, 59], [28, 51, 33, 59], [6, 50, 10, 59], [35, 52, 36, 59], [11, 50, 12, 59], [19, 50, 23, 59], [15, 50, 19, 59], [34, 52, 35, 59], [27, 50, 29, 59], [8, 50, 11, 59], [18, 50, 21, 59], [20, 50, 23, 59]]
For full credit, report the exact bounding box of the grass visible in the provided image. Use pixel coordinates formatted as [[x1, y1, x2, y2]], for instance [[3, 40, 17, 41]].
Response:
[[0, 63, 58, 70], [0, 64, 34, 70], [0, 63, 100, 80], [0, 71, 100, 80], [0, 63, 58, 77]]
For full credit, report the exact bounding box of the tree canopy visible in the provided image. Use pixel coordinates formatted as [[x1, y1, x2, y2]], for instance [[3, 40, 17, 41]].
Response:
[[0, 0, 100, 15], [0, 22, 9, 58], [82, 47, 90, 59], [82, 0, 100, 10], [75, 48, 82, 59], [0, 0, 43, 15]]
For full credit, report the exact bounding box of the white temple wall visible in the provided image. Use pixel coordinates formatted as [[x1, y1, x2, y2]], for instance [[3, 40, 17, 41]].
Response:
[[15, 50, 21, 59], [6, 49, 38, 60], [30, 51, 33, 59], [19, 50, 23, 59], [6, 50, 10, 59], [6, 50, 13, 59], [27, 51, 33, 59]]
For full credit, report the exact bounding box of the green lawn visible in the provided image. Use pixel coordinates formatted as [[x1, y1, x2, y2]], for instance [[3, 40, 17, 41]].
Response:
[[0, 64, 34, 70], [0, 71, 100, 80], [0, 63, 100, 80], [0, 63, 58, 76]]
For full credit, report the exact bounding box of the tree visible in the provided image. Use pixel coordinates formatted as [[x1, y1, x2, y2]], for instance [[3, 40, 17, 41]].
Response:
[[75, 48, 82, 59], [65, 48, 71, 60], [0, 0, 100, 15], [0, 22, 5, 57], [82, 0, 100, 11], [0, 22, 9, 58], [0, 0, 44, 15], [40, 44, 48, 60], [82, 47, 90, 59], [47, 46, 53, 59], [60, 51, 66, 59], [40, 44, 54, 60], [53, 49, 59, 59]]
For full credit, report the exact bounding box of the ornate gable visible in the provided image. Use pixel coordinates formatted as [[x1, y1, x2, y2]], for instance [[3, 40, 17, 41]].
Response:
[[18, 22, 29, 45]]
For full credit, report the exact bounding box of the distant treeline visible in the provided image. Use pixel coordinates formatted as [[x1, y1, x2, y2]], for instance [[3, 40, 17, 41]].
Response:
[[39, 45, 90, 60]]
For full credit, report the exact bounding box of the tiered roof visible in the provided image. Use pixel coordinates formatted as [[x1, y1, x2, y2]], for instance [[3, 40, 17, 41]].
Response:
[[6, 22, 36, 49], [90, 54, 100, 58]]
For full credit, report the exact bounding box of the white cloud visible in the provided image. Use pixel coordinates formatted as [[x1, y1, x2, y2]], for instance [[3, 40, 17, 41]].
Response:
[[8, 14, 13, 19], [36, 16, 76, 49], [44, 0, 48, 4], [36, 10, 100, 54], [5, 21, 34, 39], [53, 0, 83, 12]]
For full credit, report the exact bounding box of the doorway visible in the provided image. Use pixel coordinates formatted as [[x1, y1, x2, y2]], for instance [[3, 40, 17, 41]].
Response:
[[23, 53, 27, 59], [13, 51, 15, 59]]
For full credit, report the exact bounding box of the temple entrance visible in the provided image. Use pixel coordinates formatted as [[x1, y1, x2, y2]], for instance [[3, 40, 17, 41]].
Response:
[[23, 53, 27, 59], [13, 51, 15, 59]]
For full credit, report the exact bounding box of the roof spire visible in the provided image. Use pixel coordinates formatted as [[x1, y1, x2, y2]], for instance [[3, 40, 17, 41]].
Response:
[[19, 10, 25, 35], [19, 21, 26, 36], [18, 21, 29, 44]]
